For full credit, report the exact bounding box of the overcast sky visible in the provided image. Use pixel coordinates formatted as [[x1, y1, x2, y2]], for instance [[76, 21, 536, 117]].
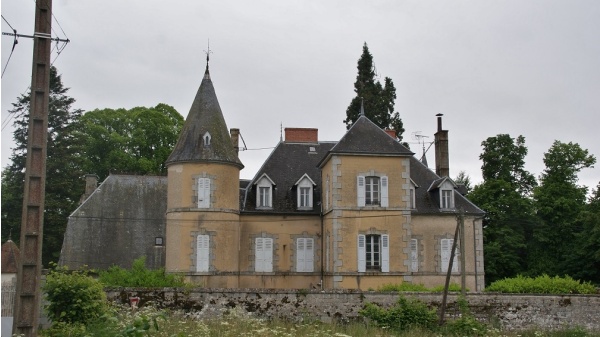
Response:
[[2, 1, 598, 191]]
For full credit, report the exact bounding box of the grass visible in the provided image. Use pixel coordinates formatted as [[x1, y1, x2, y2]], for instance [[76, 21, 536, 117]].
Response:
[[41, 303, 599, 337]]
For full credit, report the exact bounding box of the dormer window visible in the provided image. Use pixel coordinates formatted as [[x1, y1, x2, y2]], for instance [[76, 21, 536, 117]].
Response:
[[203, 132, 211, 147], [255, 173, 275, 209], [428, 177, 456, 210], [441, 189, 453, 209], [294, 174, 316, 210]]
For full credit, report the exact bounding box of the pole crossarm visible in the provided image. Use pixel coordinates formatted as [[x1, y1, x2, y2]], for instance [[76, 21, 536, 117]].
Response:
[[2, 31, 70, 43]]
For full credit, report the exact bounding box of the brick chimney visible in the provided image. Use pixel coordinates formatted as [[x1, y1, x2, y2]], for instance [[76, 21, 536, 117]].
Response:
[[434, 114, 449, 177], [284, 128, 318, 143], [230, 128, 240, 155], [385, 129, 396, 139]]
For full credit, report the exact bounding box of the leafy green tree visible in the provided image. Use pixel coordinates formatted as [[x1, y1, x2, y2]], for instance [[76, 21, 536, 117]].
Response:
[[77, 104, 184, 181], [569, 183, 600, 283], [343, 43, 405, 140], [469, 134, 537, 284], [454, 170, 473, 194], [1, 66, 85, 265], [529, 141, 596, 276], [480, 134, 537, 195]]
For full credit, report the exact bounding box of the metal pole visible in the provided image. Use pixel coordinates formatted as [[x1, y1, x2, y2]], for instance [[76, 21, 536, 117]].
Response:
[[13, 0, 52, 335]]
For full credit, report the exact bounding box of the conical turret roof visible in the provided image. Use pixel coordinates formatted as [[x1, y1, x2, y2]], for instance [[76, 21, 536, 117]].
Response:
[[166, 67, 243, 168]]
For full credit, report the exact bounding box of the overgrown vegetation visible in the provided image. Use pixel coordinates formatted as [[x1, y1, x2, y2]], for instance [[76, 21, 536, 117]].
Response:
[[360, 296, 438, 333], [42, 263, 108, 326], [98, 256, 186, 287], [486, 275, 597, 294], [378, 282, 465, 292]]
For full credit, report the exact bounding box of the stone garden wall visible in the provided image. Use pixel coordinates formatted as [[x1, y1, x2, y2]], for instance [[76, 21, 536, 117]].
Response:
[[105, 288, 600, 332]]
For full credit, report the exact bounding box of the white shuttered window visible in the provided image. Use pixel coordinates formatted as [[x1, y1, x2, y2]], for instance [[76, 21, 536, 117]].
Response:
[[196, 235, 209, 272], [255, 238, 273, 272], [296, 238, 314, 272], [357, 234, 389, 273], [441, 238, 458, 272], [197, 178, 210, 208], [410, 239, 418, 272]]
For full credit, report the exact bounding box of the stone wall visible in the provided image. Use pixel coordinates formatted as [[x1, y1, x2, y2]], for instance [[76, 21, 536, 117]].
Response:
[[105, 288, 600, 332]]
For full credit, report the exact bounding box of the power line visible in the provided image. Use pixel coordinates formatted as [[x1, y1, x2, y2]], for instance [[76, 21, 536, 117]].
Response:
[[1, 15, 19, 79]]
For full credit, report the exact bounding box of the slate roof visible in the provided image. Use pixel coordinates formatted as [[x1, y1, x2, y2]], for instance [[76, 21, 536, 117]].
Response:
[[410, 157, 484, 215], [166, 67, 243, 168], [1, 240, 20, 274], [242, 142, 336, 213], [323, 115, 413, 161], [60, 175, 167, 270]]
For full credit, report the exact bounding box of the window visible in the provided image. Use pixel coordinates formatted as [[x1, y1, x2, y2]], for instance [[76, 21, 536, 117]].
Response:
[[441, 189, 453, 209], [299, 187, 310, 207], [357, 175, 388, 207], [409, 186, 416, 209], [203, 131, 211, 146], [196, 234, 209, 272], [441, 238, 458, 272], [255, 237, 273, 272], [255, 174, 275, 209], [259, 187, 271, 207], [197, 177, 211, 208], [357, 234, 389, 272], [155, 237, 164, 246], [410, 239, 418, 272], [296, 238, 314, 272]]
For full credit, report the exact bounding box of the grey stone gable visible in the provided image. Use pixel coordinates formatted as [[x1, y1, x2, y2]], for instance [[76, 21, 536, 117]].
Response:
[[166, 68, 243, 168], [326, 115, 413, 156], [59, 175, 167, 270], [409, 157, 484, 215], [242, 142, 336, 213]]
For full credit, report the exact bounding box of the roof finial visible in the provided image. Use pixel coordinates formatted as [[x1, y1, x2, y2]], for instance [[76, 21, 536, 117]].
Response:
[[204, 39, 213, 72], [359, 97, 365, 116]]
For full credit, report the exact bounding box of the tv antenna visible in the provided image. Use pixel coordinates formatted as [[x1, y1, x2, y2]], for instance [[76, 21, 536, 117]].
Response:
[[412, 131, 432, 163]]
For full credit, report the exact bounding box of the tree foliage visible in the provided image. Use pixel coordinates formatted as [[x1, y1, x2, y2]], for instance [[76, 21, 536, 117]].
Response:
[[77, 104, 183, 181], [344, 43, 405, 140], [529, 141, 596, 277], [1, 66, 85, 265]]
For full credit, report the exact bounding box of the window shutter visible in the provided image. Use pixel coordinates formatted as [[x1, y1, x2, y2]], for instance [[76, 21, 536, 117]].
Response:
[[264, 238, 273, 272], [196, 235, 209, 272], [357, 176, 365, 207], [305, 238, 314, 272], [441, 239, 458, 272], [357, 234, 366, 272], [381, 176, 389, 207], [410, 239, 418, 272], [381, 234, 390, 272], [198, 178, 210, 208], [296, 238, 305, 272], [255, 238, 264, 272]]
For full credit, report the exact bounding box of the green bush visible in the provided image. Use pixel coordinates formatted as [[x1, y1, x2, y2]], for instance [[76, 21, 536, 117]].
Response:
[[360, 296, 438, 333], [99, 256, 185, 287], [43, 264, 108, 325], [442, 296, 487, 336], [378, 282, 466, 292], [486, 275, 596, 294]]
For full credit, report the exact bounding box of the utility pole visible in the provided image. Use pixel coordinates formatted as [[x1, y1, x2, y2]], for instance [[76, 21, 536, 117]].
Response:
[[13, 0, 52, 335]]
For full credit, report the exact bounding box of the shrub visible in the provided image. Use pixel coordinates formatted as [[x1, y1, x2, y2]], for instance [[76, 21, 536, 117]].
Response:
[[442, 296, 487, 336], [486, 275, 596, 294], [378, 282, 466, 292], [360, 296, 438, 333], [99, 256, 185, 287], [43, 263, 108, 325]]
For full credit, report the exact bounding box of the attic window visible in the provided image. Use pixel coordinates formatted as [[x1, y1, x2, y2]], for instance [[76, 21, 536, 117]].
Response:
[[309, 146, 316, 152], [155, 237, 164, 246], [203, 132, 211, 147]]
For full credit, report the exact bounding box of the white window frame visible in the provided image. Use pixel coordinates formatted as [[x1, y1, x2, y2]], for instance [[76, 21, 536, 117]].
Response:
[[255, 174, 275, 209], [197, 177, 211, 208], [441, 189, 453, 209], [409, 186, 416, 209], [255, 237, 273, 272], [357, 234, 389, 272], [296, 238, 314, 272], [295, 174, 315, 210], [357, 175, 388, 207], [196, 234, 210, 272], [441, 238, 458, 273]]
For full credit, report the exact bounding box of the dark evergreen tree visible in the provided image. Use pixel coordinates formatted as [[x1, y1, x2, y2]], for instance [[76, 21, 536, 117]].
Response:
[[344, 43, 404, 140], [529, 141, 596, 277], [569, 183, 600, 284], [1, 66, 85, 265]]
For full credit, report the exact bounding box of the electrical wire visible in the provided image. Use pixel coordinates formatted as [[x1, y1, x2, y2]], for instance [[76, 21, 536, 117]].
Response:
[[1, 15, 19, 78]]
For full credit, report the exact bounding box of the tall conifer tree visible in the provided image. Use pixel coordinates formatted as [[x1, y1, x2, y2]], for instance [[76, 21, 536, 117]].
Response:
[[344, 43, 404, 140]]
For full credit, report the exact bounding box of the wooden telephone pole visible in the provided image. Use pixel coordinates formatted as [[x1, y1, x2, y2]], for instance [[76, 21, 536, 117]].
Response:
[[13, 0, 52, 335]]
